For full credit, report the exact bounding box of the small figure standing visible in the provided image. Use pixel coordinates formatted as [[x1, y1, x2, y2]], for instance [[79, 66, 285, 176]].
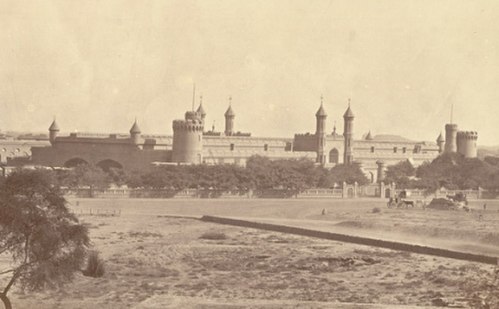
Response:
[[321, 208, 327, 215], [483, 203, 487, 210]]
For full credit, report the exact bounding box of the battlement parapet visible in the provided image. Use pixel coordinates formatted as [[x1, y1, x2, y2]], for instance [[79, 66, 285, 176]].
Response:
[[294, 133, 315, 137], [172, 120, 204, 132], [457, 131, 478, 140], [185, 111, 202, 121]]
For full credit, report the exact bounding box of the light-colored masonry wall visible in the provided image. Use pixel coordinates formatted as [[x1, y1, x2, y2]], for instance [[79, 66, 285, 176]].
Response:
[[353, 139, 439, 182], [202, 135, 315, 166]]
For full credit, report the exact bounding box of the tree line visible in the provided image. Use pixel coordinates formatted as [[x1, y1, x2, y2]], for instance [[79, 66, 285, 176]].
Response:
[[53, 155, 370, 192], [384, 153, 499, 193]]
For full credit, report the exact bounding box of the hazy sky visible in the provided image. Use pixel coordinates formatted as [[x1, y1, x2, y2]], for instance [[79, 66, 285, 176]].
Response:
[[1, 0, 498, 145]]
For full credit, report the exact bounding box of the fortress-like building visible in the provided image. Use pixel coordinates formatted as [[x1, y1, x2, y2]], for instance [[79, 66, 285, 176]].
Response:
[[22, 98, 477, 183]]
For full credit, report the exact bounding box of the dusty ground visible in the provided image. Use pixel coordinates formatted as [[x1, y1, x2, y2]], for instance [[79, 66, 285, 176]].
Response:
[[2, 198, 499, 308]]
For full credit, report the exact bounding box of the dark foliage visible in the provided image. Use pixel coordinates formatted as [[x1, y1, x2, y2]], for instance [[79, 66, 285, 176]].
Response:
[[82, 251, 105, 278], [0, 169, 89, 309]]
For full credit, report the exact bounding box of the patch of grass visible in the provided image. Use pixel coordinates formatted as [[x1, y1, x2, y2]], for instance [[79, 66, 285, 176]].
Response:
[[199, 231, 227, 240], [82, 250, 105, 278], [128, 231, 163, 238]]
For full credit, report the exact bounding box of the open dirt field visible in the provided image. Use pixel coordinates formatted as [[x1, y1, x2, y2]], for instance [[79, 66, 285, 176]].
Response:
[[3, 198, 499, 308]]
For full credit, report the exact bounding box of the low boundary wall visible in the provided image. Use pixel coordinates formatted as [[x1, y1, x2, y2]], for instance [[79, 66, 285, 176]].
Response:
[[200, 215, 498, 266]]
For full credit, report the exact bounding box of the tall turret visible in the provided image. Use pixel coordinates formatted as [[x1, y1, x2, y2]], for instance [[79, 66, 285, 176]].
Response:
[[129, 119, 141, 145], [172, 111, 204, 164], [315, 97, 327, 164], [224, 97, 235, 136], [343, 101, 354, 165], [456, 131, 478, 158], [444, 123, 458, 153], [436, 132, 445, 153], [48, 119, 60, 145], [196, 96, 206, 125]]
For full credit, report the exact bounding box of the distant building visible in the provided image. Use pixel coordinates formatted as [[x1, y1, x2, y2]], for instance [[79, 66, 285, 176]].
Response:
[[8, 98, 477, 183]]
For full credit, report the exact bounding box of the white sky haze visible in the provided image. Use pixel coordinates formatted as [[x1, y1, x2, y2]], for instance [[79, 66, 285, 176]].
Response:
[[0, 0, 498, 145]]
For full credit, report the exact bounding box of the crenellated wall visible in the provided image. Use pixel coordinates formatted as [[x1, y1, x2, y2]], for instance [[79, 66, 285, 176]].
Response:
[[456, 131, 478, 158]]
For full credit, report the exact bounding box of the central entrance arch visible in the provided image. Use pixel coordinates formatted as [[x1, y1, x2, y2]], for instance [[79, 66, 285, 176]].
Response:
[[329, 148, 339, 164]]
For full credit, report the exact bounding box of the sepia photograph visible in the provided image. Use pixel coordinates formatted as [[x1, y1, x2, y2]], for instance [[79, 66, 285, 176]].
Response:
[[0, 0, 498, 308]]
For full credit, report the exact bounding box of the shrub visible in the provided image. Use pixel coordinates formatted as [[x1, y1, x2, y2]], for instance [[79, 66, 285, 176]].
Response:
[[82, 251, 105, 278], [199, 232, 227, 240], [372, 207, 381, 213]]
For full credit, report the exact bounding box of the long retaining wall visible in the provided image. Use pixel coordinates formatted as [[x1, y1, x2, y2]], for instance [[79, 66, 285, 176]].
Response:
[[200, 215, 499, 266]]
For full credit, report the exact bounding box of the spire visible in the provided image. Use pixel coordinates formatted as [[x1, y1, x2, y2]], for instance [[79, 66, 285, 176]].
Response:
[[191, 83, 196, 111], [315, 95, 327, 117], [343, 99, 354, 118], [225, 96, 235, 117], [450, 103, 454, 124], [365, 130, 373, 140], [437, 132, 445, 142], [196, 95, 206, 117], [129, 118, 141, 134], [49, 118, 60, 131]]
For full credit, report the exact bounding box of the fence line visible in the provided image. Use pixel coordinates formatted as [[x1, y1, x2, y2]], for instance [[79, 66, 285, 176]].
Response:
[[61, 186, 493, 199]]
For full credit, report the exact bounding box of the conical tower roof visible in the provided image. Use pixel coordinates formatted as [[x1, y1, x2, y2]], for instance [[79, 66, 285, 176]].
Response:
[[365, 131, 373, 140], [196, 103, 206, 117], [224, 105, 235, 117], [315, 103, 327, 117], [436, 132, 445, 142], [129, 119, 141, 134], [343, 105, 354, 118], [49, 119, 60, 131]]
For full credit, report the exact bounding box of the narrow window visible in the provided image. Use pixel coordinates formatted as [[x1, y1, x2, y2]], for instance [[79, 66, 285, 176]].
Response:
[[370, 146, 375, 153], [230, 143, 234, 151], [264, 144, 268, 151], [393, 147, 397, 153]]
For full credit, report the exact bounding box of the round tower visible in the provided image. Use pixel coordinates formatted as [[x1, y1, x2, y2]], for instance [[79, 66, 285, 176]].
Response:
[[48, 119, 60, 145], [456, 131, 478, 158], [172, 111, 204, 164], [444, 123, 458, 153], [343, 102, 355, 165], [224, 100, 235, 136], [315, 99, 327, 164], [129, 119, 141, 145], [436, 132, 445, 154]]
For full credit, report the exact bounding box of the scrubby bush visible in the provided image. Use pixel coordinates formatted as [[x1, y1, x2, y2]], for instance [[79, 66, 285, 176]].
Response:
[[82, 251, 105, 278], [372, 207, 381, 213], [199, 232, 227, 240]]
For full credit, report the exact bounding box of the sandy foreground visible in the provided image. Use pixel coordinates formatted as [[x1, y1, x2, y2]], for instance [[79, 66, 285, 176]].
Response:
[[2, 198, 499, 308]]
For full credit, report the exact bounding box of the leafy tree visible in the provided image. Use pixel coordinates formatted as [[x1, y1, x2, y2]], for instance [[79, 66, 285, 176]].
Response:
[[245, 156, 318, 191], [325, 163, 370, 186], [384, 160, 416, 189], [246, 155, 276, 189], [415, 153, 498, 190], [60, 164, 110, 191], [484, 156, 499, 167], [124, 170, 144, 188], [0, 169, 89, 309]]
